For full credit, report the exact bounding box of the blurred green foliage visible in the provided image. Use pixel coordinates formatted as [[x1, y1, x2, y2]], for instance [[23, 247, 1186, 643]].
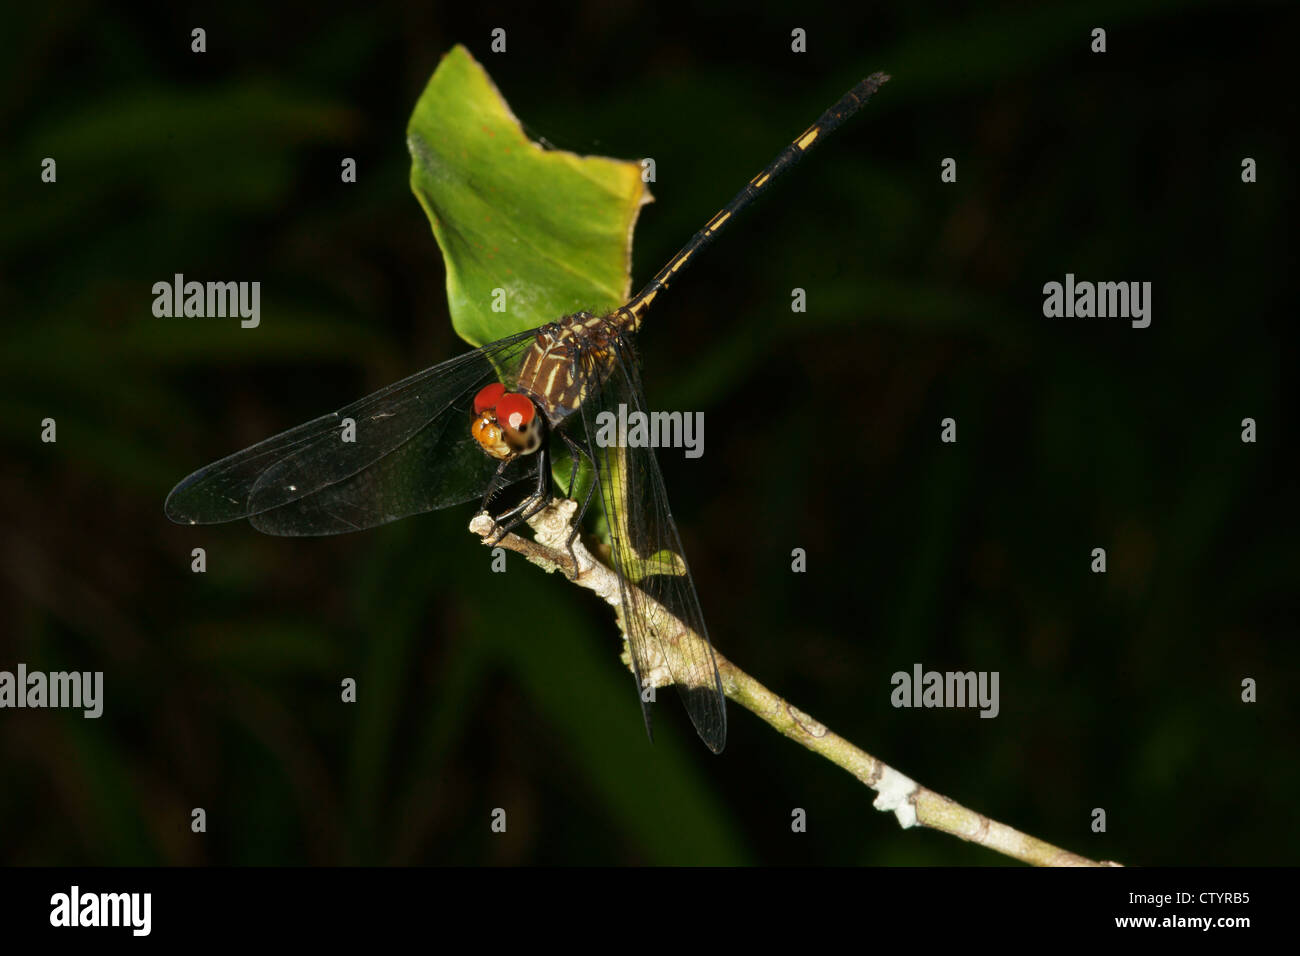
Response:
[[1, 1, 1294, 865]]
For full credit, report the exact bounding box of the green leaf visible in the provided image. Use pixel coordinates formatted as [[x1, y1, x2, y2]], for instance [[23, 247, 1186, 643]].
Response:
[[407, 45, 650, 348]]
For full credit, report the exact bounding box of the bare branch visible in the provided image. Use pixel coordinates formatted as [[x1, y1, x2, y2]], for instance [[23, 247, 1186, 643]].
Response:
[[469, 500, 1121, 868]]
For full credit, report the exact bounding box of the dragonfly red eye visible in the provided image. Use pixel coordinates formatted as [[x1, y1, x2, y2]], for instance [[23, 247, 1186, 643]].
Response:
[[496, 392, 536, 431], [473, 382, 507, 416]]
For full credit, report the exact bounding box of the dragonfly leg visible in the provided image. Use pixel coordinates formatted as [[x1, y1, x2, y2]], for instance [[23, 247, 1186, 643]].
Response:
[[479, 456, 515, 512], [485, 444, 552, 545], [517, 438, 565, 521], [557, 432, 598, 575], [561, 432, 582, 500]]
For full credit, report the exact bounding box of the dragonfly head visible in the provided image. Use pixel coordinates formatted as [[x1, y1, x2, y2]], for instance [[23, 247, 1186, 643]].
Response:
[[471, 383, 545, 460]]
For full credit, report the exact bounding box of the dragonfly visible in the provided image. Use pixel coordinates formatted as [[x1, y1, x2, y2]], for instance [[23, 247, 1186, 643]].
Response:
[[165, 72, 890, 754]]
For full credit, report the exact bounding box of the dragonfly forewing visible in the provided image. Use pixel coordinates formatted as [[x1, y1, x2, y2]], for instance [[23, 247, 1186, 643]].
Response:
[[165, 329, 541, 534]]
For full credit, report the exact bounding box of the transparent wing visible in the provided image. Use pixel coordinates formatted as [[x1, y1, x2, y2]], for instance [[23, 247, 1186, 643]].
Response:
[[576, 329, 727, 753], [165, 328, 541, 535]]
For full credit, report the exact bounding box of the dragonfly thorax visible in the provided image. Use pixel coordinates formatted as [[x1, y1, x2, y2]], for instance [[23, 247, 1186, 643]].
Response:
[[514, 310, 629, 423], [471, 310, 629, 462], [470, 382, 545, 461]]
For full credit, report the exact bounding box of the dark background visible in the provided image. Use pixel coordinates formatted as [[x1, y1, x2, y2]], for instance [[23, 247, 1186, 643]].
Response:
[[2, 0, 1294, 865]]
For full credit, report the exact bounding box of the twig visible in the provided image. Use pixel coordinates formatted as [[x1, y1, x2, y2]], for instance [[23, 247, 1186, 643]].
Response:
[[469, 500, 1121, 867]]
